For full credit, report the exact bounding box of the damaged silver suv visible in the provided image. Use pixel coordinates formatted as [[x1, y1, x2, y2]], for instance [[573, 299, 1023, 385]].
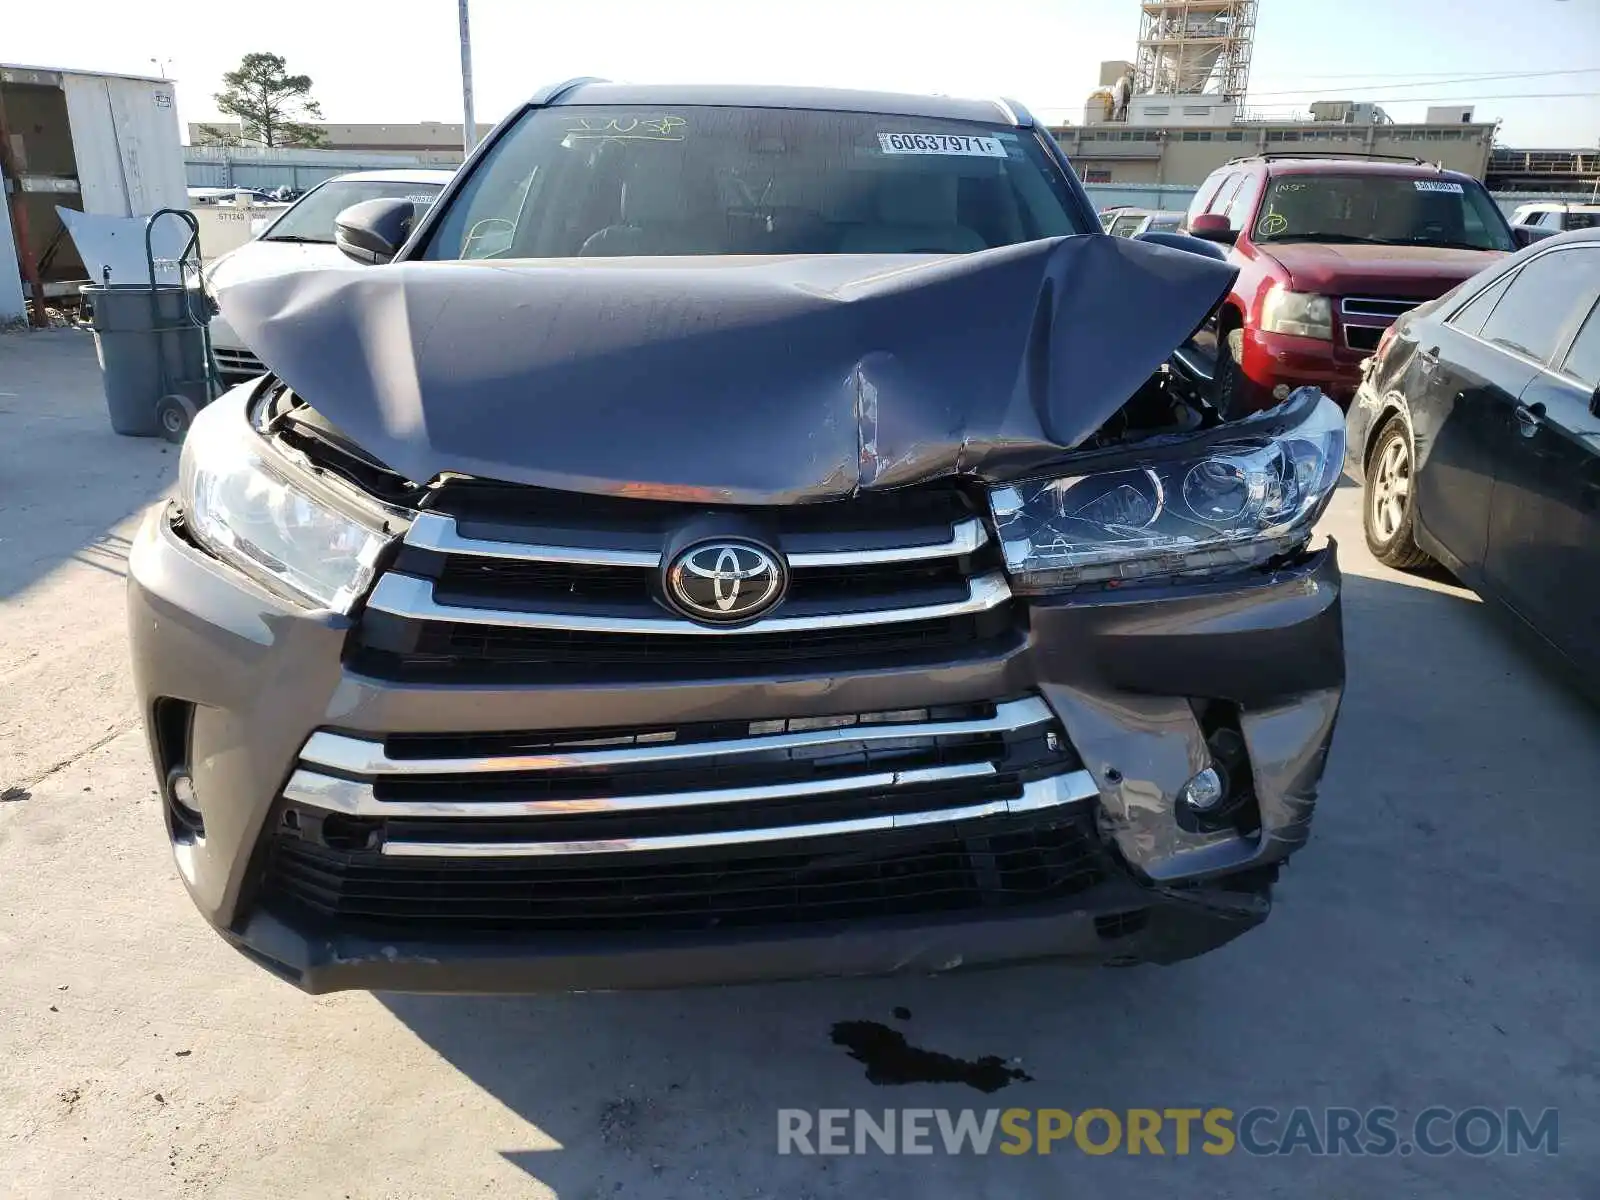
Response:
[[128, 81, 1346, 994]]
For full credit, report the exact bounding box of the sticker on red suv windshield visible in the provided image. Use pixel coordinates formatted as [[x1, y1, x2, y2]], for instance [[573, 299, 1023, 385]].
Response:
[[877, 132, 1006, 157], [1414, 180, 1464, 194]]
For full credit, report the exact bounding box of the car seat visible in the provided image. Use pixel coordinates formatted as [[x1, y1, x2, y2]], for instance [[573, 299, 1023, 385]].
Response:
[[578, 158, 725, 256], [837, 174, 986, 254]]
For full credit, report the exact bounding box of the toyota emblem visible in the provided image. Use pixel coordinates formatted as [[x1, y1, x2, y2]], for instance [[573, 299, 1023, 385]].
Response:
[[665, 540, 787, 624]]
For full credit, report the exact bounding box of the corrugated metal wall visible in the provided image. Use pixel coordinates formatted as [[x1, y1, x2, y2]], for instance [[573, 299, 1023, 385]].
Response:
[[61, 73, 186, 216], [0, 162, 24, 323]]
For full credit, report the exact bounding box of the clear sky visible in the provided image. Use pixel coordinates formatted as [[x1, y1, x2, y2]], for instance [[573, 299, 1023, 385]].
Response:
[[8, 0, 1599, 146]]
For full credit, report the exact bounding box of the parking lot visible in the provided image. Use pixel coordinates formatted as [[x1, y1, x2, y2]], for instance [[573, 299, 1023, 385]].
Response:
[[1, 328, 1596, 1198]]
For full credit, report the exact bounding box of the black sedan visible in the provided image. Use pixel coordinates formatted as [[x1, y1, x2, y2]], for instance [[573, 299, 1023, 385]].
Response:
[[1346, 227, 1600, 682]]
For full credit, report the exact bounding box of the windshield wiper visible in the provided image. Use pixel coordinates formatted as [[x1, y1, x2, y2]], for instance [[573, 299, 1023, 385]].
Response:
[[262, 235, 333, 244]]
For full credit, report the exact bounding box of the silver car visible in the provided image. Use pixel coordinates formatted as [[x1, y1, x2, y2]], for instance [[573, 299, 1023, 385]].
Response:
[[205, 169, 454, 381]]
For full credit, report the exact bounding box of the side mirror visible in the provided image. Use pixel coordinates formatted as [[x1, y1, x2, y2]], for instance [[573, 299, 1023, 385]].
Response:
[[1513, 223, 1556, 248], [335, 197, 417, 265], [1187, 213, 1238, 245], [1137, 229, 1229, 261]]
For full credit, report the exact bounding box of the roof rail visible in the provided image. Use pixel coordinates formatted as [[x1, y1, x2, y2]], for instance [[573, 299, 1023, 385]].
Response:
[[992, 96, 1035, 128], [528, 77, 608, 106], [1225, 151, 1432, 167]]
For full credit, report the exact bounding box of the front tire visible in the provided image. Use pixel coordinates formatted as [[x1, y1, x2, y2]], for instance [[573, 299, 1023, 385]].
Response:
[[1363, 418, 1431, 569], [1212, 326, 1248, 420]]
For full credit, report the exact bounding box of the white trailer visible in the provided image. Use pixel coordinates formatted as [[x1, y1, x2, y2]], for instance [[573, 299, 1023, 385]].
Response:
[[1, 63, 186, 325]]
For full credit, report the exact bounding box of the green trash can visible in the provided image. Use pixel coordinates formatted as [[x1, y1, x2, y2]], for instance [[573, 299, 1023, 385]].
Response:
[[81, 283, 214, 439]]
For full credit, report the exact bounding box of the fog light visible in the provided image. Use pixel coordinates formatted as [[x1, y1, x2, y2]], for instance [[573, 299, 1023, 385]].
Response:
[[165, 766, 204, 840], [1272, 384, 1291, 401], [171, 771, 199, 811], [1179, 766, 1226, 813]]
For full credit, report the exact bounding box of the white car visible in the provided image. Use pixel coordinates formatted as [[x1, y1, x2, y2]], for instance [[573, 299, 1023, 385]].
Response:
[[206, 169, 454, 381], [1103, 208, 1185, 239], [1508, 201, 1600, 235]]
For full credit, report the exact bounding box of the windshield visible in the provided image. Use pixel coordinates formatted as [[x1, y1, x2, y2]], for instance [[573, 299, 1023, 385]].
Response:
[[262, 179, 444, 243], [423, 105, 1088, 259], [1253, 174, 1514, 252]]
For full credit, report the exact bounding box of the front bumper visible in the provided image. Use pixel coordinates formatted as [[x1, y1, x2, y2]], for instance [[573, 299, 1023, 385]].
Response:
[[1244, 328, 1366, 406], [128, 507, 1344, 994]]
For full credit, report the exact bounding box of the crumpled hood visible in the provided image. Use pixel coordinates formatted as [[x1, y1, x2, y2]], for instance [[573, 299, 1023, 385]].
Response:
[[217, 235, 1235, 503]]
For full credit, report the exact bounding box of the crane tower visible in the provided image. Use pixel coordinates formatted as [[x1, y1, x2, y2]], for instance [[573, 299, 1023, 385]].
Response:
[[1133, 0, 1257, 101]]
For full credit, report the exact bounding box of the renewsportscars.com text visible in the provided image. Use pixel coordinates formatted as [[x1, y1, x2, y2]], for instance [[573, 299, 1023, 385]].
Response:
[[777, 1107, 1558, 1157]]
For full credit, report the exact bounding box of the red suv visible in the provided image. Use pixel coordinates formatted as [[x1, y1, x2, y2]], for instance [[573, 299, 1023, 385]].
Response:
[[1182, 156, 1522, 415]]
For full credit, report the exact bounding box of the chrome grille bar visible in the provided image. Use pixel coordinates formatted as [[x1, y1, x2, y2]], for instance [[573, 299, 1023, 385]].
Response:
[[299, 696, 1052, 776], [283, 760, 999, 819], [405, 512, 659, 567], [1340, 296, 1421, 320], [364, 570, 1012, 634], [402, 512, 989, 569], [786, 518, 989, 566], [377, 770, 1099, 857]]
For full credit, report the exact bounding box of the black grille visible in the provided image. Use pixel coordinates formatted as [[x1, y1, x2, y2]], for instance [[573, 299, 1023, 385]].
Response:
[[1340, 296, 1423, 319], [1344, 326, 1383, 352], [213, 347, 264, 376], [428, 556, 973, 607], [351, 608, 1021, 680], [349, 480, 1017, 681], [263, 812, 1109, 933]]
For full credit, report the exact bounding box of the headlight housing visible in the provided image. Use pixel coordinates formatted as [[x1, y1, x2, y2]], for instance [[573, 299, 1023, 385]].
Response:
[[1260, 289, 1333, 340], [178, 397, 392, 612], [989, 392, 1344, 592]]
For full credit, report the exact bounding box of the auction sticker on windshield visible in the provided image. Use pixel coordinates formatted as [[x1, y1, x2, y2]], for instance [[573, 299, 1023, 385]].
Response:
[[878, 132, 1007, 157], [1414, 180, 1464, 194]]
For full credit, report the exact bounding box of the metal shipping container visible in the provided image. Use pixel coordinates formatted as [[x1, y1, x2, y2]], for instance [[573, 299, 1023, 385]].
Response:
[[1, 63, 186, 323]]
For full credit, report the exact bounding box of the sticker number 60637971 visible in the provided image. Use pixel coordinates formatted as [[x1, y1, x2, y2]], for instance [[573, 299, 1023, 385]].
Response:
[[877, 132, 1007, 158]]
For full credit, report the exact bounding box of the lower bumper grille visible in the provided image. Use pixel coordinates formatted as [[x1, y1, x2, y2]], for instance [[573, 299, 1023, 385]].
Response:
[[353, 608, 1018, 679], [1339, 295, 1424, 354], [262, 694, 1106, 932], [265, 812, 1108, 932]]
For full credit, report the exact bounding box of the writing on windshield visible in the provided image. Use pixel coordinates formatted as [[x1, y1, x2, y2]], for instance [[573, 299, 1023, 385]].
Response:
[[1253, 174, 1512, 252]]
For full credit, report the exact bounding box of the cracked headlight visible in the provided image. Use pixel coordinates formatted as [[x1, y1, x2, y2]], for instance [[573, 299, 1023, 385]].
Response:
[[989, 393, 1344, 592], [178, 398, 392, 612]]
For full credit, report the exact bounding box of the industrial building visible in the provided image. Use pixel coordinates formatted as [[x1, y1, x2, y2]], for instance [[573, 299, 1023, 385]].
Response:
[[1051, 115, 1499, 187], [1133, 0, 1257, 101], [1060, 1, 1498, 187]]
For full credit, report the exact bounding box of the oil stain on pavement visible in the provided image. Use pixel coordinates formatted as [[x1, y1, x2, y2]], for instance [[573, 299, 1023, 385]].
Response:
[[830, 1019, 1032, 1093]]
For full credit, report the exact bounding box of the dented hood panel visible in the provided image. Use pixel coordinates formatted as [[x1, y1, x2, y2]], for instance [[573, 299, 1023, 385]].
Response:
[[218, 235, 1235, 502]]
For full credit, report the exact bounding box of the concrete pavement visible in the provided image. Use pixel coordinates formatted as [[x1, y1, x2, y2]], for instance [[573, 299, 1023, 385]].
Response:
[[1, 329, 1595, 1198]]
